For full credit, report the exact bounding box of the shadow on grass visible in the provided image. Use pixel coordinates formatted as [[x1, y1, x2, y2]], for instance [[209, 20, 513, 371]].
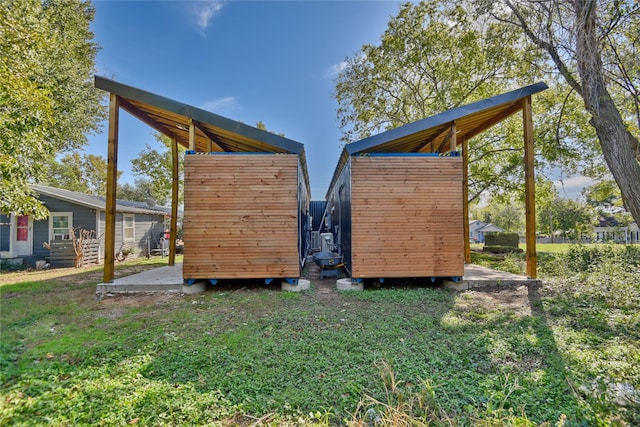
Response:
[[1, 269, 624, 425]]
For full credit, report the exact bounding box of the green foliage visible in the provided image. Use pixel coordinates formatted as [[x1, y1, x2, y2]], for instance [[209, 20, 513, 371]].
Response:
[[582, 179, 624, 208], [483, 246, 524, 255], [472, 251, 526, 275], [485, 232, 520, 248], [538, 198, 595, 242], [130, 134, 185, 206], [0, 0, 105, 217], [42, 152, 114, 197], [333, 1, 603, 204], [0, 260, 30, 273], [547, 243, 640, 277]]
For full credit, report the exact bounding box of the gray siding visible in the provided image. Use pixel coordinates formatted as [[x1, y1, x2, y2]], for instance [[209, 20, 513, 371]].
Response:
[[35, 195, 98, 258], [0, 214, 10, 252], [99, 211, 165, 257]]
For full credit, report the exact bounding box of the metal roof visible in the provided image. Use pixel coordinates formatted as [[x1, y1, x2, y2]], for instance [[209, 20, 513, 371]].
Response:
[[33, 185, 172, 216], [94, 76, 311, 196], [326, 82, 548, 199]]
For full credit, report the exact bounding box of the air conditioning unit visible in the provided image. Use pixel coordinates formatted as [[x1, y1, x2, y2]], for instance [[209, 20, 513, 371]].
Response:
[[311, 231, 321, 252], [320, 233, 334, 253]]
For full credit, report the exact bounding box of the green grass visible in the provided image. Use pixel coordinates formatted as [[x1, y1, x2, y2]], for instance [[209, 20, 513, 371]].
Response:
[[1, 250, 639, 426]]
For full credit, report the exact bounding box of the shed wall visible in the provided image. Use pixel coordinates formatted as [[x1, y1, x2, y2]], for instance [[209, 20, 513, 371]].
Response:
[[326, 158, 352, 269], [182, 154, 301, 279], [350, 155, 464, 278]]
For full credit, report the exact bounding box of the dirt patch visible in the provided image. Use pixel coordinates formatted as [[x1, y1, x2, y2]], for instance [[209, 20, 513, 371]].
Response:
[[98, 292, 177, 307], [456, 285, 532, 317]]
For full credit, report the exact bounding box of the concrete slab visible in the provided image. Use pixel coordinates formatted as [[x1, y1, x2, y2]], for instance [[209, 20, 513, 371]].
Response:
[[96, 262, 539, 295], [443, 264, 540, 291], [96, 263, 184, 294]]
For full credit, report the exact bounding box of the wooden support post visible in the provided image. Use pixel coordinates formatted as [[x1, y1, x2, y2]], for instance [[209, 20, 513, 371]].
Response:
[[168, 135, 179, 266], [207, 139, 213, 153], [523, 96, 537, 278], [103, 93, 119, 283], [189, 118, 196, 151], [449, 122, 457, 153], [462, 136, 471, 263]]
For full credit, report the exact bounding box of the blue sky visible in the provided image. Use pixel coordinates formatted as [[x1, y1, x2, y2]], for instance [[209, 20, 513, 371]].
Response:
[[86, 0, 405, 199]]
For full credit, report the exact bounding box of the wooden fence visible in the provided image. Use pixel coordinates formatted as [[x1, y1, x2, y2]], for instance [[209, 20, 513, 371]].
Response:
[[49, 239, 101, 268]]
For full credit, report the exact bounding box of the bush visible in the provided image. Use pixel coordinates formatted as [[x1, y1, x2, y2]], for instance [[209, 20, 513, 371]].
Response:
[[564, 243, 639, 274], [483, 245, 524, 254], [542, 243, 640, 278], [0, 259, 30, 273], [485, 232, 520, 248]]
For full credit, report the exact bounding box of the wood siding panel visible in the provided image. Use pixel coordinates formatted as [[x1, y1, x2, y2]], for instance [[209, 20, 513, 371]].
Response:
[[183, 154, 300, 279], [351, 156, 464, 278]]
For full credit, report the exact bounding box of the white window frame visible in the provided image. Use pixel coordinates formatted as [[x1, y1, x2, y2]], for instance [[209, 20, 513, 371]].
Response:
[[49, 212, 73, 241], [123, 214, 135, 242]]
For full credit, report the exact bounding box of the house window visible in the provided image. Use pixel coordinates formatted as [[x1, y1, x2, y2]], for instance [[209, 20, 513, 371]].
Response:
[[16, 215, 29, 241], [50, 212, 73, 240], [123, 215, 135, 241]]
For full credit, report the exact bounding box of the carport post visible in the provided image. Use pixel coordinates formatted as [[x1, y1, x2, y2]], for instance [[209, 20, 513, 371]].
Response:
[[523, 96, 537, 279], [168, 135, 179, 265], [103, 93, 119, 283], [462, 136, 471, 263]]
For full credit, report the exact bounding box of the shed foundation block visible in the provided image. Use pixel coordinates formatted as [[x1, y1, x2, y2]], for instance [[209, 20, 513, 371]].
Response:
[[282, 279, 310, 292], [336, 278, 364, 291], [182, 281, 207, 294]]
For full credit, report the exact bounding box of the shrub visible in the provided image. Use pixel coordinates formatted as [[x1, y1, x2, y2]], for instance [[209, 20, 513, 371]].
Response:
[[550, 243, 640, 277], [485, 232, 520, 248], [483, 245, 524, 254]]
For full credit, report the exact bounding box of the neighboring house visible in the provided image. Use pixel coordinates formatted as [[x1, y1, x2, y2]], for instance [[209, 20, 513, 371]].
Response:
[[0, 185, 171, 265], [594, 216, 639, 243], [469, 220, 505, 243]]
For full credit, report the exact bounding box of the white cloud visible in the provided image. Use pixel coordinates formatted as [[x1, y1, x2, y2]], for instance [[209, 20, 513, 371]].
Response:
[[200, 96, 238, 113], [553, 175, 598, 199], [190, 1, 224, 31], [323, 61, 348, 79]]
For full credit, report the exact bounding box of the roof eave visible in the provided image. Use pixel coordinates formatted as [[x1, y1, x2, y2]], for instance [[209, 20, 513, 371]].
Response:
[[347, 81, 549, 155], [94, 75, 304, 155]]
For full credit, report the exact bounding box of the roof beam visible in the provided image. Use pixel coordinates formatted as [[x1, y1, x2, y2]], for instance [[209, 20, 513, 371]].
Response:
[[435, 123, 457, 153], [464, 102, 523, 141], [193, 120, 232, 152], [413, 125, 451, 153], [118, 98, 187, 145]]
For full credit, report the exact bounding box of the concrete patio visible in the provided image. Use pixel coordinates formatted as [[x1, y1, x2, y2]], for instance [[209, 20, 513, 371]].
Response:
[[96, 262, 539, 295]]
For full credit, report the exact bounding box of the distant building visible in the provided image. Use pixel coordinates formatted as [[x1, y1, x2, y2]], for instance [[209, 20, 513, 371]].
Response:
[[1, 185, 172, 266], [469, 220, 505, 243], [594, 215, 639, 243]]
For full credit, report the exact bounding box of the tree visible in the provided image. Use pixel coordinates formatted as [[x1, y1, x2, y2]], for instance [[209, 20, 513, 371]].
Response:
[[117, 180, 157, 204], [1, 0, 105, 218], [473, 196, 525, 233], [582, 179, 623, 208], [479, 0, 640, 233], [130, 134, 185, 206], [333, 1, 600, 204], [43, 152, 112, 197], [541, 198, 595, 242]]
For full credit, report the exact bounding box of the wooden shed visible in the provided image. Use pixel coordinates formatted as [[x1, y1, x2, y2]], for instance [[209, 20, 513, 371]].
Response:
[[325, 82, 548, 281], [94, 76, 310, 284], [183, 152, 309, 283]]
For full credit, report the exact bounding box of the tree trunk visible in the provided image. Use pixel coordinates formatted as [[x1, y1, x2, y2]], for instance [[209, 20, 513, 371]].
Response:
[[574, 0, 640, 227]]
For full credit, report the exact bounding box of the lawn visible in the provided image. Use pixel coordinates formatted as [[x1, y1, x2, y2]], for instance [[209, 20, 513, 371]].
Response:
[[1, 246, 639, 426]]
